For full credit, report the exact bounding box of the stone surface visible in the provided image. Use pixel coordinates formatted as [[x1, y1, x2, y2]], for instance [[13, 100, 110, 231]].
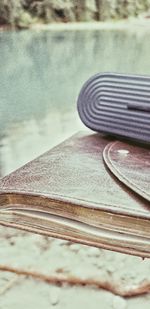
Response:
[[0, 226, 150, 308], [112, 296, 127, 309]]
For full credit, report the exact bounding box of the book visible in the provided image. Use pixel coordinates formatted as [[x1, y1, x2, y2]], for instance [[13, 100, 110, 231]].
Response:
[[0, 132, 149, 258]]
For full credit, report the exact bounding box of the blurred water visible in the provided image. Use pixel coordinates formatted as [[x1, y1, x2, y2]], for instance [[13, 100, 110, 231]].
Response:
[[0, 28, 150, 176]]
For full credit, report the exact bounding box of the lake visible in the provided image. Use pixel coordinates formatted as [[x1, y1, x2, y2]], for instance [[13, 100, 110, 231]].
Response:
[[0, 27, 150, 176]]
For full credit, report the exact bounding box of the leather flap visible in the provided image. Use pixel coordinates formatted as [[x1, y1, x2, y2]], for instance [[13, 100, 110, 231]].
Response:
[[103, 141, 150, 202]]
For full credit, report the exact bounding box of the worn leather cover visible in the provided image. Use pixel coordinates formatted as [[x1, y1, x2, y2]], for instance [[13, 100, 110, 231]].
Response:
[[103, 140, 150, 202], [0, 132, 149, 257]]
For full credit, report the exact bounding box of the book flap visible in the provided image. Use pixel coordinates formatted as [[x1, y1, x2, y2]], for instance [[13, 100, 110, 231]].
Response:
[[103, 140, 150, 202]]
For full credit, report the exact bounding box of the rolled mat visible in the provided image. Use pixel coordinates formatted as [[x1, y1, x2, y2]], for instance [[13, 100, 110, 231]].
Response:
[[77, 73, 150, 143]]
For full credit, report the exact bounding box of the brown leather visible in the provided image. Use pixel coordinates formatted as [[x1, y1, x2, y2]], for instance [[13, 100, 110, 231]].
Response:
[[0, 132, 149, 258], [103, 141, 150, 202]]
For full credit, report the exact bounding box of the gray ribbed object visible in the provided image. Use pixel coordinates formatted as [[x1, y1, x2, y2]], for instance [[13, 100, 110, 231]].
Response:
[[77, 73, 150, 143]]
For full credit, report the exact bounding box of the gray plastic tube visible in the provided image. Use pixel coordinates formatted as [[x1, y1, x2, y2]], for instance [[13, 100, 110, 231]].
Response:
[[77, 73, 150, 143]]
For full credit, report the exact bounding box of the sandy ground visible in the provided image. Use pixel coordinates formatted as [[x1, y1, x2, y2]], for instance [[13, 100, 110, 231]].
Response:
[[0, 226, 150, 308]]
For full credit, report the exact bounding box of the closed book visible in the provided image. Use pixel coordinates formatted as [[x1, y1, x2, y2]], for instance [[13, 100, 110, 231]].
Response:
[[0, 132, 149, 257]]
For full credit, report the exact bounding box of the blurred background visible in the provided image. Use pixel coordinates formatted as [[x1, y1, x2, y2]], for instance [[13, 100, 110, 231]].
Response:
[[0, 1, 150, 308]]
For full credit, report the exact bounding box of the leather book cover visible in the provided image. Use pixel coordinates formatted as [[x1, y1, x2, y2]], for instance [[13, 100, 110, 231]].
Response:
[[0, 132, 149, 257]]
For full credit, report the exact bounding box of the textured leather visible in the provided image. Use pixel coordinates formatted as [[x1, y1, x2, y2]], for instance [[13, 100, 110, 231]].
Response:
[[0, 132, 149, 257], [0, 132, 149, 216], [103, 141, 150, 202]]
